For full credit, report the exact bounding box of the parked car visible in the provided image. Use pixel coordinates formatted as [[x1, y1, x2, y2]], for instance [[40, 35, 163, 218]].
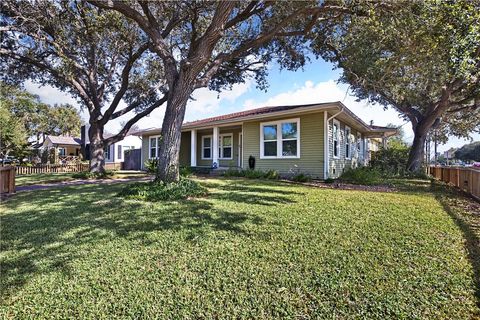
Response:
[[0, 156, 17, 165], [472, 162, 480, 168]]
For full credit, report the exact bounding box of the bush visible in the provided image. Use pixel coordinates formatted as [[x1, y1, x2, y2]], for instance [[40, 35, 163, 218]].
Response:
[[223, 169, 279, 180], [291, 173, 311, 182], [324, 178, 335, 184], [369, 146, 410, 177], [144, 159, 158, 174], [72, 170, 115, 180], [339, 167, 382, 185], [180, 166, 193, 177], [118, 178, 207, 201]]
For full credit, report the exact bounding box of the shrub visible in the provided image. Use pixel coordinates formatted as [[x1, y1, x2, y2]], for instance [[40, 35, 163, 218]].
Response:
[[223, 168, 245, 177], [72, 170, 115, 180], [369, 146, 410, 177], [118, 178, 207, 201], [339, 167, 382, 185], [291, 173, 311, 183], [180, 166, 193, 177], [223, 169, 279, 180], [144, 159, 158, 174], [324, 178, 335, 184], [263, 169, 280, 180]]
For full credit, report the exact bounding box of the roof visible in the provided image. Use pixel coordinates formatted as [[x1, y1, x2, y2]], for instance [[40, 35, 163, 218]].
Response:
[[46, 135, 82, 146], [134, 101, 398, 137]]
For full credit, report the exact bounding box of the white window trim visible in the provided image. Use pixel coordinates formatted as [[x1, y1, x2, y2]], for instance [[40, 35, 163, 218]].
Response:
[[218, 133, 233, 160], [260, 118, 300, 159], [332, 119, 340, 159], [201, 135, 213, 160], [148, 135, 160, 159], [345, 125, 351, 159]]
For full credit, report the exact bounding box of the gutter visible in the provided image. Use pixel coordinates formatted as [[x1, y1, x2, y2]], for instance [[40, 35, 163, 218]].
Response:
[[324, 106, 344, 180]]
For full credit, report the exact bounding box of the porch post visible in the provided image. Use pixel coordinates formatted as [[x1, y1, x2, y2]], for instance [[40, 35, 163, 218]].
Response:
[[190, 129, 197, 167], [212, 126, 219, 167]]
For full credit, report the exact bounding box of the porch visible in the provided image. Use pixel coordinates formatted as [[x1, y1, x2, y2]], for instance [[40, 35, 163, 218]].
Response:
[[180, 124, 243, 169]]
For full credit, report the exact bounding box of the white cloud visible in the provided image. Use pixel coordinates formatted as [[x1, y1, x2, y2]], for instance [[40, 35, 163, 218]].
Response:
[[243, 79, 406, 128]]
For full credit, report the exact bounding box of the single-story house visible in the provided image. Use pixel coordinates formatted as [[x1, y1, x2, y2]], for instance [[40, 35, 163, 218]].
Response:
[[134, 102, 397, 179], [80, 125, 142, 170], [42, 135, 82, 162]]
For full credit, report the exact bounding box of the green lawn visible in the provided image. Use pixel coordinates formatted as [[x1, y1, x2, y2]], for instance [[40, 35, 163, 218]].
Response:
[[15, 171, 149, 187], [1, 178, 478, 318]]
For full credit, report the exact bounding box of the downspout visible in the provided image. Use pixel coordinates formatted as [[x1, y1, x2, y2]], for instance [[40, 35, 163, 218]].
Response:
[[324, 107, 344, 179]]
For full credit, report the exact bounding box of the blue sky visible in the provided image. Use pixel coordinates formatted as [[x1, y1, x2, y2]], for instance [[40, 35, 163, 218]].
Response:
[[25, 58, 478, 152]]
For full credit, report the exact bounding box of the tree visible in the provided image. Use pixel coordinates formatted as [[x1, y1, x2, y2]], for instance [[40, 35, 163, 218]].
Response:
[[455, 141, 480, 162], [0, 103, 28, 158], [1, 0, 167, 173], [88, 0, 362, 182], [0, 83, 82, 143], [313, 1, 480, 172]]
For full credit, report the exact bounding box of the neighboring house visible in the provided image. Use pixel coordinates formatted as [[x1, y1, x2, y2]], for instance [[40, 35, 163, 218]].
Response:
[[41, 135, 82, 163], [135, 102, 397, 179], [80, 125, 142, 170]]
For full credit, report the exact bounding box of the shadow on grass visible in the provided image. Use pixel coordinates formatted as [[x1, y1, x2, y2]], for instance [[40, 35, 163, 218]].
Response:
[[0, 180, 275, 300], [433, 182, 480, 309]]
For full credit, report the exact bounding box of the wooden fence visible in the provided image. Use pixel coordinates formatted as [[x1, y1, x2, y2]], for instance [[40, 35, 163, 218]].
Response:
[[429, 166, 480, 200], [0, 166, 16, 195], [14, 163, 89, 175]]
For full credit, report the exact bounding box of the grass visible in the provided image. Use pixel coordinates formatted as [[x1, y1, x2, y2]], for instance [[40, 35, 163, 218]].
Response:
[[1, 177, 478, 318], [16, 171, 149, 187]]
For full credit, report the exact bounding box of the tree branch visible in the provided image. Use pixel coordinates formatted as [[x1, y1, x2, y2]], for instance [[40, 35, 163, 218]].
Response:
[[104, 94, 168, 145]]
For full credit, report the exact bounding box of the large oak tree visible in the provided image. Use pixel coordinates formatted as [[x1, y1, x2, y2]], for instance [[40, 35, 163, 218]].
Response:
[[1, 0, 167, 173], [89, 0, 362, 182], [312, 0, 480, 172]]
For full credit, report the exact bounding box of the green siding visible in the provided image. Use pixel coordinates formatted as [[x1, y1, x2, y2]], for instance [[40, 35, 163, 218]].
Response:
[[179, 132, 191, 166], [327, 117, 365, 178], [141, 135, 149, 170], [242, 112, 325, 179]]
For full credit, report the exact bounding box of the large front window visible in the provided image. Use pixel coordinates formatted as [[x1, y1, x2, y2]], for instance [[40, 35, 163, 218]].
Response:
[[202, 136, 212, 159], [219, 134, 233, 159], [260, 118, 300, 158], [104, 145, 111, 160]]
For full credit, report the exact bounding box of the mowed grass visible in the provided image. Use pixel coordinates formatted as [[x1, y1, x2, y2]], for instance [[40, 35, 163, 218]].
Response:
[[16, 171, 149, 187], [0, 178, 478, 319]]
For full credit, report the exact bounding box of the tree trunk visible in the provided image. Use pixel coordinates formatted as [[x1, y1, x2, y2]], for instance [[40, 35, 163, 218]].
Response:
[[88, 123, 106, 174], [406, 125, 429, 173], [155, 77, 193, 183]]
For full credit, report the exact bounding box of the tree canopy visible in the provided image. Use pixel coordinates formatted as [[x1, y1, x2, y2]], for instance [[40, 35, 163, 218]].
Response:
[[89, 0, 366, 181], [455, 141, 480, 162], [1, 0, 166, 172], [312, 0, 480, 171], [0, 83, 83, 157]]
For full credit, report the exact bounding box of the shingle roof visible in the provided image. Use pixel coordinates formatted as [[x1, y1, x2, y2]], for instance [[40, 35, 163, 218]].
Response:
[[133, 101, 399, 136], [47, 135, 82, 146], [183, 103, 328, 127]]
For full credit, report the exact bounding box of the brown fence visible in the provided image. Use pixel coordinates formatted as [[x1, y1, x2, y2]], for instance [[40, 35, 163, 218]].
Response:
[[0, 166, 16, 195], [14, 163, 89, 175], [429, 166, 480, 200]]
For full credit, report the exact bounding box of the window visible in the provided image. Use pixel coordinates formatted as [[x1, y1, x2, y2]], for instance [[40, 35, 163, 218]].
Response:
[[357, 133, 362, 158], [219, 134, 233, 159], [58, 147, 66, 156], [345, 126, 351, 159], [202, 135, 212, 159], [149, 136, 160, 158], [117, 145, 122, 160], [260, 118, 300, 158], [333, 119, 340, 158], [104, 145, 110, 160]]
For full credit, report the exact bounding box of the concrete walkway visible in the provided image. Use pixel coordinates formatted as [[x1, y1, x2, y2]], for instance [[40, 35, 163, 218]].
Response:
[[16, 176, 153, 193]]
